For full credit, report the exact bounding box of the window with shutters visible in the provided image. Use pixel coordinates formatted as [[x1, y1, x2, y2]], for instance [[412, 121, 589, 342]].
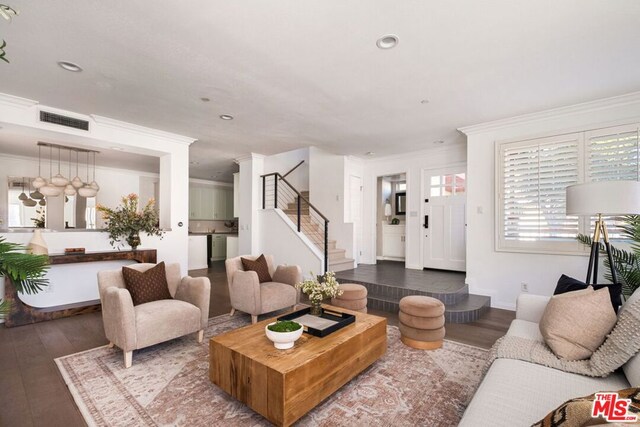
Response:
[[497, 123, 640, 253]]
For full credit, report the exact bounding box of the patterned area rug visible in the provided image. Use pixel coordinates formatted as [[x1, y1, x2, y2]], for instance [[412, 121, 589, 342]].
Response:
[[56, 314, 488, 426]]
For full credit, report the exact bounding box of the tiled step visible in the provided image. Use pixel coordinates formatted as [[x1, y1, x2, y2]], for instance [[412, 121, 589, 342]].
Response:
[[334, 276, 491, 324], [329, 258, 355, 272], [343, 280, 470, 305], [444, 294, 491, 323]]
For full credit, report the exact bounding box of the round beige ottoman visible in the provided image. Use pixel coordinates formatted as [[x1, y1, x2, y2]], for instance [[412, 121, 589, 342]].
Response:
[[331, 283, 368, 313], [398, 295, 445, 350]]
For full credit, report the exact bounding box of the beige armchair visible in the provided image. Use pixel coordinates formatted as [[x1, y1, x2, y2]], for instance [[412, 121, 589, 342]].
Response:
[[97, 263, 211, 368], [225, 255, 302, 324]]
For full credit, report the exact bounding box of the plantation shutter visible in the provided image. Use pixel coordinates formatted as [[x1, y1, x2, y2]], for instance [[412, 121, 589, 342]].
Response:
[[586, 124, 640, 238], [502, 135, 580, 242]]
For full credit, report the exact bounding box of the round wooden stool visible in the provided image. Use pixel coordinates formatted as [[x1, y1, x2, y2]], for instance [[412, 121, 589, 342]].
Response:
[[398, 295, 445, 350], [331, 283, 368, 313]]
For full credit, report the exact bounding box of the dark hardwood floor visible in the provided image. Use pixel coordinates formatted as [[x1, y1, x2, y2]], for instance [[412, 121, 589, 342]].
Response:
[[0, 261, 514, 427]]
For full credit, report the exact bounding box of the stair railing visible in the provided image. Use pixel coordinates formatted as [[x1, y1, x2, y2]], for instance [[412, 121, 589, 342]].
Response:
[[260, 172, 329, 273]]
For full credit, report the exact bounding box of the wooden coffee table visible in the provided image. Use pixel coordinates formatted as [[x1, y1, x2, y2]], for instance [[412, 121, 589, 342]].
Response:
[[209, 305, 387, 427]]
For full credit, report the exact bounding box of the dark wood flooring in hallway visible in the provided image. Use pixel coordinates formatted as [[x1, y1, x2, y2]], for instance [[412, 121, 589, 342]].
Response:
[[0, 261, 514, 427]]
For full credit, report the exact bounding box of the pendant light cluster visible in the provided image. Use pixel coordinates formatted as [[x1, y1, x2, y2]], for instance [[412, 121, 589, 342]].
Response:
[[31, 142, 100, 200], [16, 176, 44, 207]]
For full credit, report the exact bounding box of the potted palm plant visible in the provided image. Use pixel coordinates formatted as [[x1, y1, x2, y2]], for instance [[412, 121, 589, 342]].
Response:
[[0, 237, 49, 316]]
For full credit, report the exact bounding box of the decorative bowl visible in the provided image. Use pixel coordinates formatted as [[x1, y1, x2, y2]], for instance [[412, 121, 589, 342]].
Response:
[[265, 321, 303, 349]]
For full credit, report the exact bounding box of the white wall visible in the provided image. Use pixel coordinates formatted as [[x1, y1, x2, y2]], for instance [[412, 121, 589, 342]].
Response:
[[258, 209, 323, 276], [461, 91, 640, 310], [308, 147, 355, 262], [262, 147, 309, 191], [362, 143, 467, 269]]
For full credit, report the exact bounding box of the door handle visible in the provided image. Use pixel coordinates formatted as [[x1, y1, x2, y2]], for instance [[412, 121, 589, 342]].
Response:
[[423, 215, 429, 229]]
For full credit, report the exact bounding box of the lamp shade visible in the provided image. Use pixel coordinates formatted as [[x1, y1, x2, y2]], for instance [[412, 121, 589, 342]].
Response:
[[566, 181, 640, 215], [384, 202, 392, 216]]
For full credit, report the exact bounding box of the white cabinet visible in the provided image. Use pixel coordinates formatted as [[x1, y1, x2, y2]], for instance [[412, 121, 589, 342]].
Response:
[[226, 236, 239, 259], [189, 184, 235, 220], [382, 224, 405, 260], [211, 235, 227, 261], [188, 235, 208, 270]]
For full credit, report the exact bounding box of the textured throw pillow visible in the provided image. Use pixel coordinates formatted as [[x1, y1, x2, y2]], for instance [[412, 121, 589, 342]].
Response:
[[122, 262, 172, 306], [241, 254, 272, 283], [532, 387, 640, 427], [591, 290, 640, 376], [554, 274, 623, 313], [540, 287, 617, 361]]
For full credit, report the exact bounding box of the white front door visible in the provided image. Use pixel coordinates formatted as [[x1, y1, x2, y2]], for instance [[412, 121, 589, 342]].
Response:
[[349, 175, 363, 264], [423, 169, 466, 271]]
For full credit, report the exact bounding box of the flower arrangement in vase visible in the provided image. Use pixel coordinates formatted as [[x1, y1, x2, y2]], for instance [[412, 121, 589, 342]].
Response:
[[295, 271, 343, 315], [97, 194, 164, 250]]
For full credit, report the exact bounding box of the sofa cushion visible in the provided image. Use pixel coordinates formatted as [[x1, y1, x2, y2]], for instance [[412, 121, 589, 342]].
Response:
[[458, 359, 630, 427], [507, 319, 544, 342], [122, 262, 172, 306], [540, 287, 617, 360], [554, 274, 622, 313], [134, 299, 201, 349], [623, 288, 640, 387], [241, 254, 272, 283]]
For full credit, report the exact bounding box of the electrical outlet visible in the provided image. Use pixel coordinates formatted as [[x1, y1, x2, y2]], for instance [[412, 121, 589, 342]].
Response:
[[521, 282, 528, 292]]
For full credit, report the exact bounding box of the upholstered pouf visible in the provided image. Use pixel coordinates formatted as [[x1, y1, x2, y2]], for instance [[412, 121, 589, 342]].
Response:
[[331, 283, 368, 313], [399, 295, 445, 350]]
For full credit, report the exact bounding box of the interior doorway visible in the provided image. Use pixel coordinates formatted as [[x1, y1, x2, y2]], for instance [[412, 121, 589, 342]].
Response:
[[422, 167, 466, 271], [376, 173, 407, 262]]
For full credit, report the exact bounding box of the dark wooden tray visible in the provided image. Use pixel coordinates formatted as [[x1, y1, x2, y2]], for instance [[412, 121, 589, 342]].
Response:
[[277, 306, 356, 337]]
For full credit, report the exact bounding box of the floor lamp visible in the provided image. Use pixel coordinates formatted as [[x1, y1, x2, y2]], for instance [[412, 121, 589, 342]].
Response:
[[566, 181, 640, 285]]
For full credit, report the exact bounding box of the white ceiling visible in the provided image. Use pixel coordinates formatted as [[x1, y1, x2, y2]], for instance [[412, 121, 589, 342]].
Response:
[[1, 1, 639, 181]]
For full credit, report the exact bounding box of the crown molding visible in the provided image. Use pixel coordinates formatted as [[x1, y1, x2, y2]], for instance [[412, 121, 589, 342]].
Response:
[[0, 93, 39, 109], [364, 140, 466, 163], [90, 115, 196, 146], [235, 153, 265, 163], [458, 91, 640, 136]]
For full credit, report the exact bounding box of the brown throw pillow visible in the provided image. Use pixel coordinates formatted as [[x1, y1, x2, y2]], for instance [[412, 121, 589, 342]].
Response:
[[532, 387, 640, 427], [539, 287, 617, 361], [241, 254, 272, 283], [122, 262, 172, 306]]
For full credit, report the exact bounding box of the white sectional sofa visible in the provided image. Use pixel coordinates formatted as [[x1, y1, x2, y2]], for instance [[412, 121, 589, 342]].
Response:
[[459, 291, 640, 427]]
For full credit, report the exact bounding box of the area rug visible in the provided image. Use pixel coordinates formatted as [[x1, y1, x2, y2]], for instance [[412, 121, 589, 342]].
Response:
[[56, 314, 488, 426]]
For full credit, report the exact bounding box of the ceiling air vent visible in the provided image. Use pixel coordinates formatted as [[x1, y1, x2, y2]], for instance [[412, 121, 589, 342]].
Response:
[[39, 110, 89, 131]]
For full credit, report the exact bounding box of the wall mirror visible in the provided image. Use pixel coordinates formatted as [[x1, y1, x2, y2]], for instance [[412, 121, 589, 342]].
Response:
[[395, 192, 406, 215], [7, 176, 96, 230]]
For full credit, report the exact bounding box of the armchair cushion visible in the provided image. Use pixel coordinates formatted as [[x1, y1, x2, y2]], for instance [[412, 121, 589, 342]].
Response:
[[260, 282, 298, 313], [122, 261, 172, 306], [241, 254, 272, 283], [135, 299, 201, 349]]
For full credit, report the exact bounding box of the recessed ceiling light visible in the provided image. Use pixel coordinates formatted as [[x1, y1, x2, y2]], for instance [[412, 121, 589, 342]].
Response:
[[433, 140, 445, 145], [421, 99, 429, 104], [200, 97, 210, 102], [219, 114, 234, 120], [376, 34, 399, 50], [110, 146, 125, 151], [57, 61, 83, 72], [366, 151, 375, 156]]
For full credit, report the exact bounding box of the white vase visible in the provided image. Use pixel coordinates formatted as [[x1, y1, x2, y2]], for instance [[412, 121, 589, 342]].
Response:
[[28, 229, 48, 255]]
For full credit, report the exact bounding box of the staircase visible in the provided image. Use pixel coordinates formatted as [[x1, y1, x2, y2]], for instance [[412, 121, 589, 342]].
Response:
[[283, 191, 355, 272]]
